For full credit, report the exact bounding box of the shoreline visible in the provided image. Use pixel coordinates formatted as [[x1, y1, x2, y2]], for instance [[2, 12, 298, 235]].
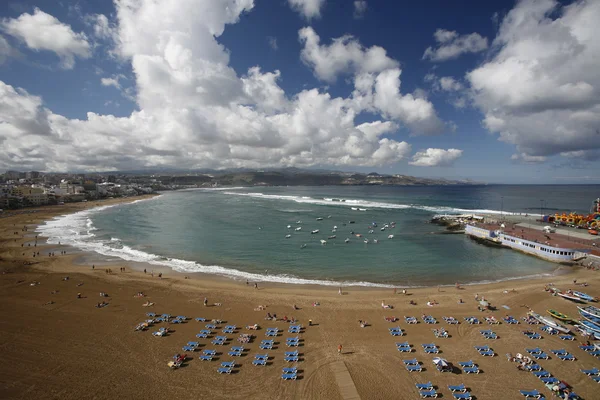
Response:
[[2, 196, 600, 399], [9, 195, 579, 290]]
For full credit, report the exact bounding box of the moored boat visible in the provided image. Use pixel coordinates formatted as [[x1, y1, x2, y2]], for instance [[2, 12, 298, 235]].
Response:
[[579, 310, 600, 326], [285, 234, 291, 239], [344, 238, 350, 243], [571, 290, 597, 302], [528, 311, 570, 333], [320, 240, 327, 245], [578, 305, 600, 319], [578, 320, 600, 334], [546, 309, 573, 322], [556, 291, 587, 303], [311, 229, 319, 234]]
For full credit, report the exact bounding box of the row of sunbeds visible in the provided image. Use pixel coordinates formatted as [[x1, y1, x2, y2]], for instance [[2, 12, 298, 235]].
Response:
[[415, 382, 473, 399]]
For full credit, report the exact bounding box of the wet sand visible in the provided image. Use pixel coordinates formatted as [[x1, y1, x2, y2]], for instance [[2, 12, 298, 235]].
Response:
[[1, 198, 599, 399]]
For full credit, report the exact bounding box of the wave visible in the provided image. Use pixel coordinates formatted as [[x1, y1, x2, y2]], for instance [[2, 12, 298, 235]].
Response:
[[222, 191, 518, 216]]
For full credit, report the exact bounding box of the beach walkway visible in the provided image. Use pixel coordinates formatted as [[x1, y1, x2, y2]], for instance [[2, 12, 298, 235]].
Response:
[[330, 360, 361, 400]]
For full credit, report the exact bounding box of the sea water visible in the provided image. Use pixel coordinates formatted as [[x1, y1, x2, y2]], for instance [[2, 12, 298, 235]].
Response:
[[37, 185, 599, 287]]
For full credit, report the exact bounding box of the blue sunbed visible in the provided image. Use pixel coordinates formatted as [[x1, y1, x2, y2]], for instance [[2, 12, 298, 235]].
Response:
[[541, 377, 558, 384], [531, 352, 549, 360], [532, 370, 550, 378], [519, 389, 542, 398], [581, 367, 600, 376], [228, 350, 242, 357], [463, 366, 479, 374], [407, 364, 422, 372], [283, 367, 297, 373], [281, 373, 297, 380], [397, 346, 411, 352], [448, 384, 466, 392], [403, 358, 418, 365], [558, 353, 575, 361], [525, 364, 541, 371], [559, 335, 574, 341], [195, 317, 206, 322], [526, 347, 542, 354], [474, 345, 489, 351], [419, 389, 437, 397], [252, 359, 266, 366], [217, 367, 232, 374], [182, 346, 195, 351], [285, 351, 298, 356], [415, 382, 433, 390], [284, 356, 299, 362], [458, 361, 474, 367], [203, 349, 216, 355], [254, 354, 268, 360], [199, 355, 213, 361], [453, 393, 472, 400]]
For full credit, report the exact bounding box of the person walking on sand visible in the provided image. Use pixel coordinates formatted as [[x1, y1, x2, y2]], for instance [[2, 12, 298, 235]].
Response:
[[338, 287, 342, 295], [204, 297, 208, 307], [338, 344, 343, 354], [254, 282, 258, 289]]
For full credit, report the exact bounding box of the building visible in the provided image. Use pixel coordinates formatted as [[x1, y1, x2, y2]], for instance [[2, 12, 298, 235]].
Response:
[[25, 171, 40, 179]]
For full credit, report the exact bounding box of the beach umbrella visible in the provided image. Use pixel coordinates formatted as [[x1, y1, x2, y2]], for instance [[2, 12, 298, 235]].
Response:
[[432, 357, 447, 366]]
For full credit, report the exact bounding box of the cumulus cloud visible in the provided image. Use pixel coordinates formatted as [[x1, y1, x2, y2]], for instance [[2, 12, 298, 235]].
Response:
[[353, 1, 368, 19], [299, 27, 398, 82], [409, 148, 463, 167], [101, 76, 121, 90], [423, 28, 488, 61], [0, 35, 11, 65], [267, 36, 278, 50], [0, 0, 431, 171], [1, 7, 90, 69], [288, 0, 325, 19], [467, 0, 600, 161]]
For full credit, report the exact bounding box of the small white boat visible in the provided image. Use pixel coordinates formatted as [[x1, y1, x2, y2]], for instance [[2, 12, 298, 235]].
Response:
[[369, 230, 374, 234], [316, 217, 323, 221], [301, 244, 307, 249], [333, 226, 338, 229], [351, 207, 358, 211], [344, 238, 350, 243], [528, 311, 570, 333], [320, 240, 327, 245], [331, 229, 337, 233], [285, 235, 291, 238], [311, 229, 319, 234], [358, 208, 367, 211], [327, 215, 332, 218], [578, 305, 600, 319], [380, 227, 386, 231], [557, 291, 587, 303], [296, 220, 302, 224], [295, 227, 302, 231], [388, 234, 394, 239], [328, 235, 336, 239], [287, 225, 291, 229], [373, 239, 378, 243], [364, 239, 369, 244]]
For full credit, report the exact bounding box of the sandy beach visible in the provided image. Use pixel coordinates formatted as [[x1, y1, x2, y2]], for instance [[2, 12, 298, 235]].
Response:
[[1, 197, 599, 399]]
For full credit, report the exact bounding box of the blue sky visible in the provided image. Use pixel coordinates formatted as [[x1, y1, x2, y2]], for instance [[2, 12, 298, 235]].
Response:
[[0, 0, 598, 183]]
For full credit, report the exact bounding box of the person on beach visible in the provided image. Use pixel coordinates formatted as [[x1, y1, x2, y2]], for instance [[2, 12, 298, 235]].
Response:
[[143, 269, 146, 274], [338, 287, 342, 295], [254, 282, 258, 289], [203, 297, 207, 306], [338, 344, 342, 354]]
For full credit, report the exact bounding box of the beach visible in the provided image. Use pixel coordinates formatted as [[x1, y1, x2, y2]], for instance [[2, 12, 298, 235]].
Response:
[[1, 198, 599, 399]]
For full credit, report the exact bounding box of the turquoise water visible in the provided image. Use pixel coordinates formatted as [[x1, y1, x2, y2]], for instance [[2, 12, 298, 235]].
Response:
[[38, 185, 599, 286]]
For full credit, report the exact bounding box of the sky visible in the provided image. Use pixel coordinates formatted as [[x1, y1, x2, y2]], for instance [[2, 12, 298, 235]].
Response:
[[0, 0, 599, 184]]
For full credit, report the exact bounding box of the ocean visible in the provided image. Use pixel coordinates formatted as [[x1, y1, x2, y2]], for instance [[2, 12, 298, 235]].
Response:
[[37, 185, 599, 287]]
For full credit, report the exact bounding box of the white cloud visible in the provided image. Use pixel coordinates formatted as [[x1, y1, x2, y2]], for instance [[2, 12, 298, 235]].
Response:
[[353, 1, 368, 19], [288, 0, 325, 19], [1, 8, 90, 69], [423, 28, 488, 61], [267, 36, 278, 50], [439, 77, 463, 91], [0, 0, 428, 171], [0, 35, 11, 65], [101, 77, 121, 89], [467, 0, 600, 161], [299, 27, 398, 82], [511, 153, 546, 164], [409, 148, 463, 167]]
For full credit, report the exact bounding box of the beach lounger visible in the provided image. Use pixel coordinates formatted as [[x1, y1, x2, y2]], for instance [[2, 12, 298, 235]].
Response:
[[231, 346, 244, 352], [196, 333, 208, 338], [558, 354, 575, 361], [464, 317, 480, 324], [252, 359, 267, 366], [580, 345, 595, 351], [407, 364, 422, 372], [177, 316, 187, 320], [206, 324, 216, 329], [463, 366, 479, 374], [550, 349, 566, 355], [218, 367, 233, 374], [397, 346, 411, 352], [390, 330, 403, 336], [405, 316, 418, 324], [187, 341, 199, 347], [526, 348, 542, 354], [520, 389, 542, 398], [540, 377, 558, 384], [286, 338, 300, 343], [452, 393, 472, 400], [203, 349, 216, 355], [396, 341, 409, 347], [504, 316, 518, 324], [281, 373, 297, 380], [532, 371, 550, 378], [221, 361, 235, 368], [212, 339, 226, 345], [419, 389, 437, 398], [182, 346, 196, 352], [425, 347, 439, 354], [195, 317, 206, 322], [415, 382, 433, 390], [448, 384, 467, 393], [593, 376, 600, 383], [540, 325, 558, 335], [403, 358, 419, 365], [254, 354, 268, 360], [199, 355, 213, 361], [474, 346, 489, 351], [283, 367, 297, 374], [483, 333, 498, 340], [146, 312, 156, 317], [286, 341, 300, 347], [259, 344, 273, 350], [581, 367, 600, 376], [458, 361, 474, 367], [284, 356, 299, 362], [526, 333, 542, 339], [559, 335, 574, 341], [479, 350, 494, 356], [443, 317, 459, 324], [152, 331, 165, 337], [531, 352, 549, 360], [525, 364, 541, 371], [285, 351, 298, 357], [228, 350, 242, 357]]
